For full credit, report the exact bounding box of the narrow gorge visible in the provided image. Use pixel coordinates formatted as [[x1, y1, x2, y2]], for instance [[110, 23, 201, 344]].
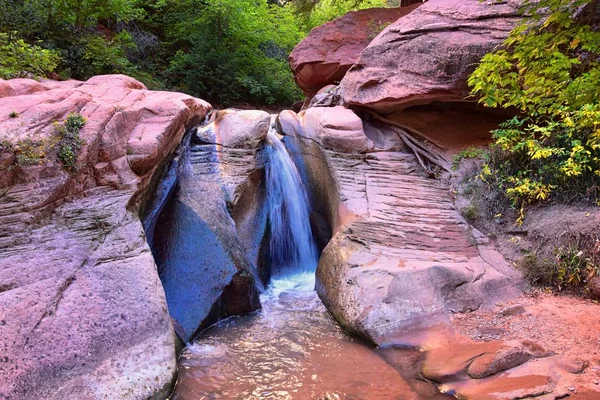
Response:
[[1, 0, 599, 399]]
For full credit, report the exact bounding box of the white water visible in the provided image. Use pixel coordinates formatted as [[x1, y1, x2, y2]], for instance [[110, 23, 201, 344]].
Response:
[[264, 131, 318, 277], [172, 127, 448, 400]]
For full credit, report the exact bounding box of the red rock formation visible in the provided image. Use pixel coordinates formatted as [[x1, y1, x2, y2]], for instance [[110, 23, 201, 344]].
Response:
[[339, 0, 522, 112], [0, 75, 211, 400], [289, 4, 421, 98]]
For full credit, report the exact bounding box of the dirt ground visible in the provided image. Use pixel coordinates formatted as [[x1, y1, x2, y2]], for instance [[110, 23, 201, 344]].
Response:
[[451, 290, 600, 398]]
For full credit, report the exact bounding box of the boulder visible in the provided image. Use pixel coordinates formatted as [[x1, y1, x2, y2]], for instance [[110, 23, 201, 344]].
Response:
[[0, 75, 212, 399], [289, 5, 422, 98], [339, 0, 522, 112], [147, 125, 264, 341], [196, 109, 270, 149], [284, 124, 525, 346], [277, 106, 374, 154]]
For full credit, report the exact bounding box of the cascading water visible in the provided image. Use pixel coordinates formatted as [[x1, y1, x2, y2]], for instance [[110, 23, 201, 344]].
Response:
[[264, 131, 318, 277], [171, 125, 451, 400]]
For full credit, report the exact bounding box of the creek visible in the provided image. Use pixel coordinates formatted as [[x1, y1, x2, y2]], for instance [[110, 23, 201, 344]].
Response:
[[157, 128, 450, 399]]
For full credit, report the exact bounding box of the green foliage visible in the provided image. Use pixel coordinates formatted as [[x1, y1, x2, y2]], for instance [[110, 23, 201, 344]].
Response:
[[469, 0, 600, 222], [0, 32, 61, 78], [165, 0, 304, 106], [9, 111, 19, 118], [452, 146, 486, 170], [0, 140, 13, 153], [15, 138, 46, 166], [55, 113, 86, 170], [519, 238, 600, 290], [302, 0, 385, 30]]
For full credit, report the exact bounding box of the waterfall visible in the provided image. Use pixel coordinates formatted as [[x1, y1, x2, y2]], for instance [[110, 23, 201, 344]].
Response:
[[264, 130, 318, 277]]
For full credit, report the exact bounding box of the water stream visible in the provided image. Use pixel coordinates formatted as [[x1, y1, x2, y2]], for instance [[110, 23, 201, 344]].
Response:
[[264, 131, 318, 277], [171, 130, 451, 399]]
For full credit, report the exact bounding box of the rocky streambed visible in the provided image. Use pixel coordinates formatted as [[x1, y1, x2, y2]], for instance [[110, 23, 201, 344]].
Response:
[[1, 0, 600, 399]]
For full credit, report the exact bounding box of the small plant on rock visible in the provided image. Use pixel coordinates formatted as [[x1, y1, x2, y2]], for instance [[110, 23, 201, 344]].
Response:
[[15, 138, 46, 165], [55, 113, 86, 171], [0, 139, 13, 153], [452, 146, 486, 170], [9, 111, 19, 118]]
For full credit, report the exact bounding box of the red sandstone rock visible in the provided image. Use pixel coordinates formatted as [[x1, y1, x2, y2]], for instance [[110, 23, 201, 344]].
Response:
[[0, 75, 212, 400], [289, 5, 421, 98], [339, 0, 522, 112], [277, 107, 374, 153], [284, 116, 525, 346]]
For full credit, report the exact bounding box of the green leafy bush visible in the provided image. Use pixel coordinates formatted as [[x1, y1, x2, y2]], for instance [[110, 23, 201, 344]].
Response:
[[469, 0, 600, 223], [165, 0, 304, 106], [55, 113, 86, 171], [519, 237, 600, 290], [0, 33, 61, 78]]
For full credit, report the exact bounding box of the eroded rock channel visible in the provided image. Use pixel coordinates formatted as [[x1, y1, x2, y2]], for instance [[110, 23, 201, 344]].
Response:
[[143, 109, 454, 399]]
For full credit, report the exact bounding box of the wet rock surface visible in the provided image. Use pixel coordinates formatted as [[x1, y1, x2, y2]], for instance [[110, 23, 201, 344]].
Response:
[[149, 113, 266, 341], [196, 109, 270, 149], [339, 0, 522, 112], [0, 75, 211, 399]]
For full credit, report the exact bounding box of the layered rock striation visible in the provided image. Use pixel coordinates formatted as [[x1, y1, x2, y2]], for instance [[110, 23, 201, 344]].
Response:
[[0, 75, 211, 399]]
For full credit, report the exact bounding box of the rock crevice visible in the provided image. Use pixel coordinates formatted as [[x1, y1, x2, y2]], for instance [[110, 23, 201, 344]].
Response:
[[0, 75, 211, 400]]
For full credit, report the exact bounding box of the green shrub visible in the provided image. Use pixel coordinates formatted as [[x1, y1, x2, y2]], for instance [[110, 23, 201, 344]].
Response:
[[55, 113, 86, 170], [468, 0, 600, 224], [0, 32, 61, 79], [15, 138, 46, 166], [517, 237, 600, 290], [452, 146, 486, 170]]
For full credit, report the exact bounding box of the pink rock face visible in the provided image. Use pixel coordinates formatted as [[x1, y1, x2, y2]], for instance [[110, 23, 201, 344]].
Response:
[[339, 0, 522, 112], [289, 5, 421, 98], [0, 75, 211, 400], [196, 109, 271, 149], [280, 114, 525, 346]]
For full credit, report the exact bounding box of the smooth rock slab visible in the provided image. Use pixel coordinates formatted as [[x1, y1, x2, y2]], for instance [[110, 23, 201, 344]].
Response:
[[196, 109, 270, 149], [278, 106, 374, 154], [0, 75, 211, 399], [339, 0, 522, 112]]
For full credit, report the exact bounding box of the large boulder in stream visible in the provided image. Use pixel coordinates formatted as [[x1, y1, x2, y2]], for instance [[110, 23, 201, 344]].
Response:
[[146, 108, 268, 342], [278, 106, 374, 154], [289, 4, 422, 98], [339, 0, 522, 112], [277, 107, 525, 346], [0, 75, 211, 399], [196, 109, 270, 148]]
